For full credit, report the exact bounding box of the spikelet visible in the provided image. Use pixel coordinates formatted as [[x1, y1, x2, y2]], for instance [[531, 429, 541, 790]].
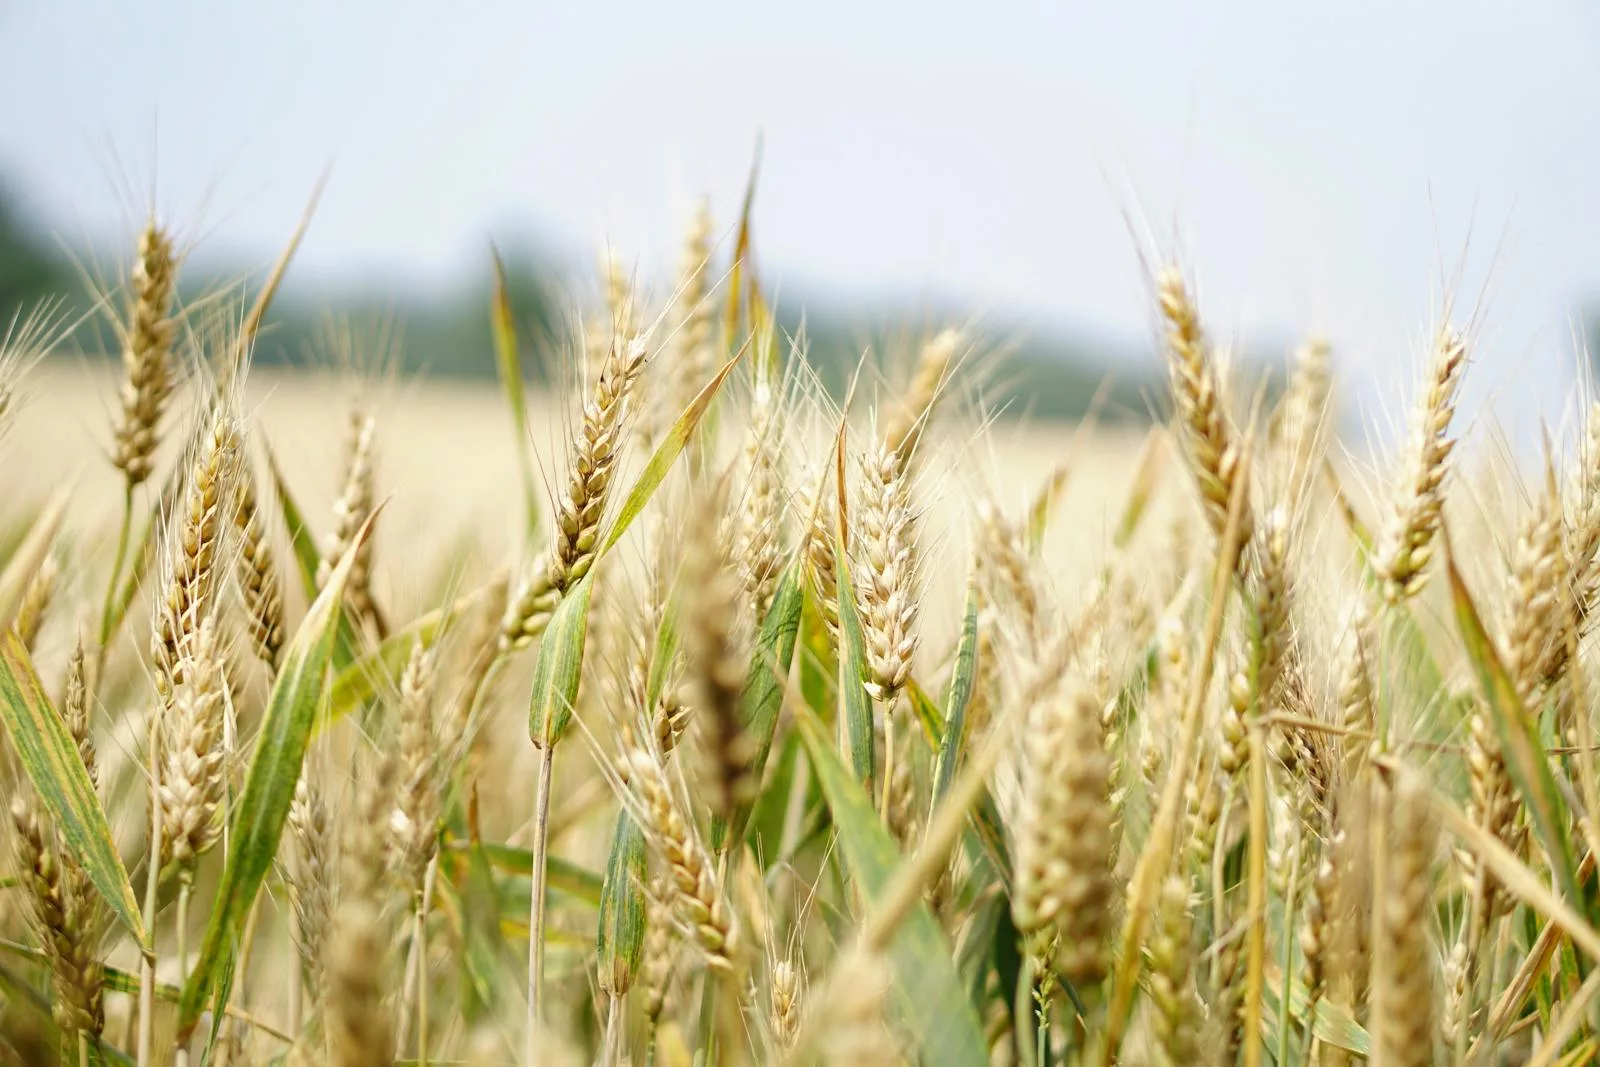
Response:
[[975, 497, 1045, 651], [325, 752, 398, 1067], [290, 773, 333, 992], [501, 334, 651, 650], [639, 874, 678, 1027], [1569, 400, 1600, 628], [684, 526, 753, 819], [857, 437, 919, 705], [157, 618, 228, 874], [885, 327, 964, 472], [11, 794, 105, 1041], [152, 404, 241, 700], [1336, 598, 1377, 776], [1250, 505, 1293, 707], [818, 948, 900, 1067], [1299, 828, 1337, 1057], [1373, 771, 1438, 1067], [318, 407, 380, 632], [111, 222, 179, 488], [1146, 875, 1200, 1065], [1274, 333, 1333, 495], [770, 956, 802, 1052], [1010, 678, 1114, 986], [61, 643, 95, 789], [734, 368, 786, 621], [549, 335, 650, 593], [624, 744, 738, 969], [1501, 468, 1569, 704], [390, 640, 441, 895], [1157, 267, 1251, 548], [324, 899, 393, 1067], [798, 473, 840, 634], [642, 202, 715, 454], [1374, 326, 1469, 602], [234, 457, 285, 673]]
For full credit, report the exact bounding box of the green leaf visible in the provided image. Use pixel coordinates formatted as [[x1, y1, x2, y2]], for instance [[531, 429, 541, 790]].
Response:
[[527, 571, 594, 749], [446, 835, 520, 1023], [177, 510, 377, 1038], [490, 248, 541, 539], [320, 582, 484, 730], [600, 347, 748, 560], [1445, 534, 1582, 908], [1261, 966, 1370, 1056], [1025, 464, 1071, 553], [447, 840, 605, 906], [1, 965, 123, 1065], [931, 576, 980, 813], [906, 678, 943, 749], [0, 484, 69, 630], [263, 441, 322, 603], [596, 810, 647, 994], [794, 707, 989, 1065], [264, 439, 364, 668], [834, 544, 875, 793], [0, 631, 145, 947], [714, 560, 804, 850], [645, 586, 682, 711]]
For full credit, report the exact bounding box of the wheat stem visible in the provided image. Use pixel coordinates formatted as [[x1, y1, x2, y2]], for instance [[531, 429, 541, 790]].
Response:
[[525, 743, 555, 1064]]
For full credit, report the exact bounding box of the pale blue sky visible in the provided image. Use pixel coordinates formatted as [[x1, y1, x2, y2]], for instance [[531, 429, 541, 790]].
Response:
[[4, 1, 1600, 441]]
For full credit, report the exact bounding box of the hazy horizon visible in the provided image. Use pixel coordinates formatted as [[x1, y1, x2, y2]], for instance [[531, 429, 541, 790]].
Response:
[[4, 1, 1600, 448]]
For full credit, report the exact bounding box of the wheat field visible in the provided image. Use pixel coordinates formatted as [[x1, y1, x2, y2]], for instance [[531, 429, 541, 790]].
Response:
[[0, 196, 1593, 1067]]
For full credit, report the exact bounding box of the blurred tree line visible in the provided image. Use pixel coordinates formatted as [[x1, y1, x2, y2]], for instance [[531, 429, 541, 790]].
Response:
[[0, 179, 1153, 421]]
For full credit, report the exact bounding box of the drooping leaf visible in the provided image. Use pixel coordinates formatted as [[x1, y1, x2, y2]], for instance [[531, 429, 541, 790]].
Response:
[[263, 441, 321, 602], [1025, 464, 1071, 553], [931, 575, 981, 813], [445, 839, 604, 906], [0, 484, 69, 630], [834, 545, 875, 792], [0, 631, 145, 947], [264, 440, 364, 670], [600, 346, 748, 560], [1445, 532, 1582, 908], [177, 510, 378, 1038], [715, 560, 804, 849], [490, 247, 541, 539], [596, 811, 648, 996], [794, 707, 989, 1065], [321, 581, 485, 729], [527, 571, 595, 749]]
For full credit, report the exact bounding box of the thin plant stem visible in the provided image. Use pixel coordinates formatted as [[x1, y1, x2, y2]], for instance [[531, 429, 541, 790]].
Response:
[[137, 714, 163, 1067], [288, 874, 304, 1037], [1243, 718, 1268, 1067], [603, 995, 624, 1067], [419, 856, 437, 1067], [1277, 849, 1301, 1066], [175, 879, 192, 1067], [880, 705, 896, 819], [95, 487, 134, 680], [525, 743, 556, 1066]]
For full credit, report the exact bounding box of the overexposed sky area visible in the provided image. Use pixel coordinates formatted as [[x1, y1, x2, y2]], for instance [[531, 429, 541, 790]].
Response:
[[4, 1, 1600, 443]]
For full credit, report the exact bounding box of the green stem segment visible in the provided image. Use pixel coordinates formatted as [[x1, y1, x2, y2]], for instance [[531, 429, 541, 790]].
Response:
[[525, 743, 556, 1065], [95, 487, 135, 679]]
